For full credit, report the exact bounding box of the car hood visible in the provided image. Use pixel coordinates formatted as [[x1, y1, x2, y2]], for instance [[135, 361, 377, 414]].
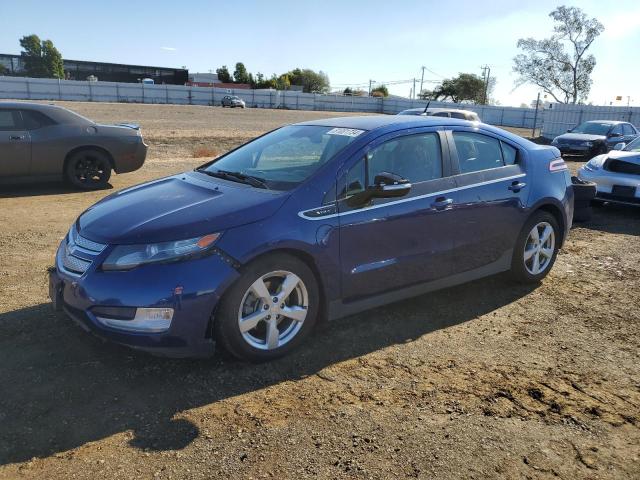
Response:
[[606, 150, 640, 163], [555, 133, 606, 142], [77, 171, 288, 245]]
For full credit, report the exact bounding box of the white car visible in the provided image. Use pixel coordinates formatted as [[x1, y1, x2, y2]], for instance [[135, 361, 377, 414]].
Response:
[[577, 137, 640, 206], [397, 107, 481, 122]]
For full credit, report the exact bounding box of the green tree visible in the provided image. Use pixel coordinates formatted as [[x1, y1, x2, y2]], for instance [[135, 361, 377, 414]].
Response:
[[0, 64, 6, 75], [343, 87, 353, 95], [216, 65, 232, 83], [431, 73, 486, 103], [42, 39, 64, 78], [233, 62, 251, 84], [19, 34, 64, 78], [285, 68, 330, 93], [513, 6, 604, 104], [370, 85, 389, 97]]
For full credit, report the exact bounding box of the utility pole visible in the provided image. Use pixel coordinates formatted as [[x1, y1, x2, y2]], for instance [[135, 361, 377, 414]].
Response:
[[532, 91, 540, 139], [481, 65, 491, 105], [412, 78, 416, 99], [419, 66, 425, 99], [368, 79, 374, 96]]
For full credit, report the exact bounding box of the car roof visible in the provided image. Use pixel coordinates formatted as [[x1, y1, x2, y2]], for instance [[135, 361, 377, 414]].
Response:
[[584, 120, 625, 125], [0, 101, 93, 124]]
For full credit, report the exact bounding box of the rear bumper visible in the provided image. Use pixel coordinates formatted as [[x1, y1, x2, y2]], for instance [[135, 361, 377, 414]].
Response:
[[114, 140, 147, 174]]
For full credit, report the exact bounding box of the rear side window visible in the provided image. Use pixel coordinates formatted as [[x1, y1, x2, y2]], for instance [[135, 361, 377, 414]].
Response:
[[20, 110, 56, 130], [623, 124, 636, 135], [450, 112, 466, 120], [432, 111, 449, 118], [453, 131, 517, 173], [0, 110, 20, 130]]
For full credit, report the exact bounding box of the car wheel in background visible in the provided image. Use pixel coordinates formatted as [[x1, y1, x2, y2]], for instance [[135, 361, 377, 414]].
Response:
[[510, 211, 560, 283], [571, 176, 597, 223], [215, 254, 320, 362], [65, 149, 112, 190]]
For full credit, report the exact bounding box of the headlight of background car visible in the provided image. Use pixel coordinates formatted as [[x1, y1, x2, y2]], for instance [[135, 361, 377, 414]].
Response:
[[102, 233, 220, 271], [551, 138, 559, 145], [583, 156, 605, 172], [581, 141, 594, 147]]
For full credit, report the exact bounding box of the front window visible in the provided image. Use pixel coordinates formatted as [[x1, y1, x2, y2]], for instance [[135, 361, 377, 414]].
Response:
[[571, 122, 613, 135], [200, 125, 362, 191], [624, 137, 640, 152]]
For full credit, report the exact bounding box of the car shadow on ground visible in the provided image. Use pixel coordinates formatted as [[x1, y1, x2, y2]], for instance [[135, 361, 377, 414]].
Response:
[[0, 181, 112, 198], [576, 203, 640, 236], [0, 275, 536, 465]]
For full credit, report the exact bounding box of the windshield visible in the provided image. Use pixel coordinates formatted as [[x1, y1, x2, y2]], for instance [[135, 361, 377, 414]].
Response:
[[200, 125, 363, 190], [571, 122, 612, 135], [624, 137, 640, 152], [398, 110, 423, 116]]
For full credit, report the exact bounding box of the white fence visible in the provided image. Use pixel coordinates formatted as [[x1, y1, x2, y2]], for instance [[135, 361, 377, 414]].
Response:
[[541, 104, 640, 139], [17, 75, 640, 135]]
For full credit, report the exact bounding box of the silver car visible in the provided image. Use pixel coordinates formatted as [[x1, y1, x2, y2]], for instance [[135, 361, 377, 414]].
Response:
[[397, 107, 481, 122], [577, 137, 640, 206], [221, 95, 246, 108]]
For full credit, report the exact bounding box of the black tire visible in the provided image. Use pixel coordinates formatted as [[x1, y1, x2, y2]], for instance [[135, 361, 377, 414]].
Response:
[[65, 149, 112, 190], [215, 254, 320, 362], [510, 211, 560, 283]]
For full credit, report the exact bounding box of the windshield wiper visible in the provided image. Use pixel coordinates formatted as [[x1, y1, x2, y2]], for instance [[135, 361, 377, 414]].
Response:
[[196, 169, 268, 189]]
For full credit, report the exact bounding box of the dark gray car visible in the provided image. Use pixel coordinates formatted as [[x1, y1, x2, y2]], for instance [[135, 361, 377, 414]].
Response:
[[0, 102, 147, 189], [551, 120, 638, 158]]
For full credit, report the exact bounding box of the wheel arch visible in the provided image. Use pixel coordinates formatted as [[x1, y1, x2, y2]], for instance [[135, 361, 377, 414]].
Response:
[[63, 145, 115, 173], [533, 202, 566, 247]]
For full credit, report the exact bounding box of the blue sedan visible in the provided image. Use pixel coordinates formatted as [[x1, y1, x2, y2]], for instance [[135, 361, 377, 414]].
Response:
[[49, 116, 574, 361]]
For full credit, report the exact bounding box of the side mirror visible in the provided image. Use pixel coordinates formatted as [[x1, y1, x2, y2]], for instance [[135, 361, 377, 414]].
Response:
[[347, 171, 411, 206], [609, 132, 623, 138], [567, 129, 573, 133], [613, 142, 626, 151], [370, 172, 412, 198]]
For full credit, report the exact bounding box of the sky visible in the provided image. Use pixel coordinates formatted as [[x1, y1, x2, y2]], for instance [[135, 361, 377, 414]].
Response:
[[1, 0, 639, 106]]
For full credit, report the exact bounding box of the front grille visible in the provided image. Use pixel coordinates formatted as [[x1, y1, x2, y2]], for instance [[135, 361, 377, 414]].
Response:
[[58, 226, 107, 275], [605, 159, 640, 175], [61, 249, 92, 274]]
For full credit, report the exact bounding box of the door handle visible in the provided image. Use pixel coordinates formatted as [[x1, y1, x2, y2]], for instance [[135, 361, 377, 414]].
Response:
[[431, 197, 453, 210], [9, 135, 25, 140], [508, 181, 526, 192]]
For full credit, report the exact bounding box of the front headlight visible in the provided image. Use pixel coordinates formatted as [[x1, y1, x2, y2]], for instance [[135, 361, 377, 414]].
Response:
[[583, 155, 605, 172], [102, 233, 221, 271], [581, 141, 594, 147], [551, 138, 559, 145]]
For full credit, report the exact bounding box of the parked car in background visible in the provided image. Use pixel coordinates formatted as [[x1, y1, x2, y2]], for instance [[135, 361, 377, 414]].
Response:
[[551, 120, 638, 158], [49, 115, 573, 361], [397, 107, 481, 122], [221, 95, 246, 108], [577, 136, 640, 206], [0, 102, 147, 189]]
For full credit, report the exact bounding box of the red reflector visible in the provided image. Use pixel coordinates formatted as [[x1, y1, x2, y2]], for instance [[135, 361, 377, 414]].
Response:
[[549, 159, 567, 172]]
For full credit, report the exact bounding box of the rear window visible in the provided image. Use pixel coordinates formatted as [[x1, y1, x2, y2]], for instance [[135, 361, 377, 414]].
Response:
[[0, 110, 19, 129]]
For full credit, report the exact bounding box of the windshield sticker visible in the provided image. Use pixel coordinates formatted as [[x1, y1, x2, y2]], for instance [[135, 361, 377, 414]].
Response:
[[326, 127, 364, 137]]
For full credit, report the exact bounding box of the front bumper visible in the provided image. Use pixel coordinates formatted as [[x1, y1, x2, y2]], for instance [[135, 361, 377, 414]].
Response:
[[556, 144, 597, 157], [49, 243, 240, 357], [115, 140, 148, 174], [577, 167, 640, 206]]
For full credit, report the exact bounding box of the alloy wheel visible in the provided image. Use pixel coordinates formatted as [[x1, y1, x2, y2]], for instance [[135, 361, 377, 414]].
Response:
[[523, 221, 555, 275], [74, 154, 108, 186], [237, 270, 309, 350]]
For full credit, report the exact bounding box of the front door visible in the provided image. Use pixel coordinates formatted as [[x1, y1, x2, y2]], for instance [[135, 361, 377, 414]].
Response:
[[0, 109, 31, 177], [338, 129, 458, 301], [446, 129, 529, 274]]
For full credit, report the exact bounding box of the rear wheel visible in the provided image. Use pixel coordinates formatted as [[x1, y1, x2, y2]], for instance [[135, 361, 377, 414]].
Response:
[[65, 149, 111, 190], [510, 211, 560, 283], [215, 254, 320, 362]]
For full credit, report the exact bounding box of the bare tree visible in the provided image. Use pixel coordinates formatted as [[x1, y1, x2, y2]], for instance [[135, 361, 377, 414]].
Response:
[[513, 6, 604, 104]]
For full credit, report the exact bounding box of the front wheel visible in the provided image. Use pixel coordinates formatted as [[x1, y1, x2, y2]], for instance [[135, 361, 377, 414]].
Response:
[[215, 254, 320, 362], [64, 149, 112, 190], [510, 211, 560, 283]]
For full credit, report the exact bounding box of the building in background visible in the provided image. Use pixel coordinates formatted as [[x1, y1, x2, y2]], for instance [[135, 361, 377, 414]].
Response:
[[0, 53, 188, 85]]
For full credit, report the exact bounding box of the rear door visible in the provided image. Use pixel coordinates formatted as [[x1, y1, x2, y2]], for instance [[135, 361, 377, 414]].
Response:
[[337, 128, 458, 300], [446, 129, 529, 274], [0, 109, 31, 177], [622, 123, 638, 145]]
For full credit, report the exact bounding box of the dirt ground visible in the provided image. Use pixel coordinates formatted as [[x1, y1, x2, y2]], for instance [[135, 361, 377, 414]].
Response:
[[0, 102, 638, 479]]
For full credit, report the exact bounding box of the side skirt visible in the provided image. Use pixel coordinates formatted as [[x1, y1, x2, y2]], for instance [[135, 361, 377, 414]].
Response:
[[328, 250, 513, 321]]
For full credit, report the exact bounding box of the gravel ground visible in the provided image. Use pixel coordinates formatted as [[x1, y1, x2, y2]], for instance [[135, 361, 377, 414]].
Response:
[[0, 102, 638, 479]]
